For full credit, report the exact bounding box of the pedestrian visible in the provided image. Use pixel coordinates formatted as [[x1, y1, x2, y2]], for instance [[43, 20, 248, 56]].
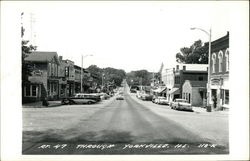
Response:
[[212, 96, 217, 109]]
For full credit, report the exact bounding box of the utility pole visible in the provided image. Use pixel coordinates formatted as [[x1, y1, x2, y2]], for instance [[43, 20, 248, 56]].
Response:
[[80, 55, 83, 93]]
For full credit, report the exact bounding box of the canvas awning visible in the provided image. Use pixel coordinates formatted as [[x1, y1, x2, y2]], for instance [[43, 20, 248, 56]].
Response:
[[153, 87, 167, 93], [168, 88, 180, 94]]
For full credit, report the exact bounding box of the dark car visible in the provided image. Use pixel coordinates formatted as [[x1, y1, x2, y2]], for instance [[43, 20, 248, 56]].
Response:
[[61, 93, 100, 105], [141, 94, 153, 101], [116, 95, 124, 100], [130, 89, 137, 93]]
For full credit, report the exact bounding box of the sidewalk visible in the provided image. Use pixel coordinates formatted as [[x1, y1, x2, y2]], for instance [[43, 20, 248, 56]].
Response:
[[192, 106, 207, 113], [22, 101, 62, 108], [192, 106, 229, 115]]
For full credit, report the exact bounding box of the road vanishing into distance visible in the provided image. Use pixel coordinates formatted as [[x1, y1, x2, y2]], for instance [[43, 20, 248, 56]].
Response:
[[23, 85, 229, 154]]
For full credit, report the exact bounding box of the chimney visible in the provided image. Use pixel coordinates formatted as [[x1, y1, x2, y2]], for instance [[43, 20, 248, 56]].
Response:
[[59, 56, 63, 62], [183, 65, 186, 71]]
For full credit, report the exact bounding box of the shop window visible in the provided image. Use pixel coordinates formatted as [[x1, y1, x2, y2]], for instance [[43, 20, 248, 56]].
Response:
[[218, 51, 223, 72], [32, 85, 37, 96], [24, 85, 37, 97], [225, 90, 229, 105], [25, 85, 30, 96]]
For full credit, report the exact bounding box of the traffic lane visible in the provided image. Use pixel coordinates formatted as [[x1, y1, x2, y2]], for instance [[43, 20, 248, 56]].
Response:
[[53, 93, 207, 144], [124, 94, 208, 144]]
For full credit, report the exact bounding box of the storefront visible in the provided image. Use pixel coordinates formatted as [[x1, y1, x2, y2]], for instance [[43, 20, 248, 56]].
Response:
[[210, 77, 229, 110], [166, 87, 180, 102], [47, 80, 59, 100]]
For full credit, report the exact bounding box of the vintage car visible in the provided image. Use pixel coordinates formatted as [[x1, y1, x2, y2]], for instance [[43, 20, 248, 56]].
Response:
[[99, 93, 111, 100], [155, 97, 169, 105], [61, 93, 101, 105], [116, 95, 124, 100], [171, 99, 192, 111], [141, 94, 153, 101]]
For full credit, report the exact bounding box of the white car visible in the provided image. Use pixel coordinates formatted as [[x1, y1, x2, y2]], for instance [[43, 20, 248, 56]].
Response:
[[156, 97, 169, 105], [171, 99, 192, 111]]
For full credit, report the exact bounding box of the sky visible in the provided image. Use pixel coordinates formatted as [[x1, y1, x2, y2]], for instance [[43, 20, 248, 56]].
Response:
[[21, 1, 231, 72]]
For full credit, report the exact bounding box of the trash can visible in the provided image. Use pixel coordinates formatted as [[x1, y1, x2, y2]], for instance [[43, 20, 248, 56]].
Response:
[[206, 105, 212, 112]]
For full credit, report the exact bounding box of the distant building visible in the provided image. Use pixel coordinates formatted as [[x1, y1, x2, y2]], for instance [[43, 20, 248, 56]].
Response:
[[208, 32, 229, 110], [74, 65, 91, 93]]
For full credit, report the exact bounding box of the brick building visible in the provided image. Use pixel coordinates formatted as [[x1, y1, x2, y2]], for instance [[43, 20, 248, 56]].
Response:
[[208, 32, 229, 110]]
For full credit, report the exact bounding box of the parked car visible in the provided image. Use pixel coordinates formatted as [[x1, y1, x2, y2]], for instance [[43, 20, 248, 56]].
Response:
[[130, 89, 137, 93], [136, 92, 143, 99], [116, 95, 124, 100], [152, 95, 157, 103], [61, 93, 101, 105], [141, 94, 153, 101], [99, 93, 111, 100], [171, 99, 192, 111], [156, 97, 169, 105]]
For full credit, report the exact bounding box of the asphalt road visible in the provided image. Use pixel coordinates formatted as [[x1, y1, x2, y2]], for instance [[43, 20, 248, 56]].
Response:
[[22, 86, 228, 154]]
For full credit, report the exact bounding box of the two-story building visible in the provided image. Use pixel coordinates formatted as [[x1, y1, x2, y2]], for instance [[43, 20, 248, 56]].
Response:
[[58, 56, 75, 98], [208, 32, 229, 110], [23, 51, 61, 102], [165, 64, 208, 103]]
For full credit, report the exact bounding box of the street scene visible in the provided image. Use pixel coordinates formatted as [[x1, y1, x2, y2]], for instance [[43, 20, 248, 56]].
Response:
[[23, 81, 228, 154], [20, 2, 231, 155]]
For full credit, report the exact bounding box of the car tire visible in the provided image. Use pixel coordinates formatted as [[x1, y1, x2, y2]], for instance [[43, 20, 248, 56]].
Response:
[[87, 101, 92, 104]]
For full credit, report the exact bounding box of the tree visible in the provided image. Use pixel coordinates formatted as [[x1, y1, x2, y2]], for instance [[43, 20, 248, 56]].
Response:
[[21, 12, 37, 83], [176, 40, 208, 64], [126, 70, 152, 86], [87, 65, 126, 87]]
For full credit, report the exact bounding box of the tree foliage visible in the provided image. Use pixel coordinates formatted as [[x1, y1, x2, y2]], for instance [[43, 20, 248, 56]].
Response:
[[126, 70, 153, 86], [22, 13, 37, 82], [87, 65, 126, 87], [176, 40, 208, 64]]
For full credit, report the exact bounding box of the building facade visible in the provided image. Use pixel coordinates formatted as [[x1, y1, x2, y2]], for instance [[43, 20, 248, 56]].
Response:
[[23, 51, 61, 102], [182, 80, 207, 107], [208, 32, 229, 110], [165, 64, 208, 102]]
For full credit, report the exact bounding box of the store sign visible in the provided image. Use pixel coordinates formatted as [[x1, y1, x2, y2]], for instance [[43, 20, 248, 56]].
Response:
[[211, 78, 223, 86], [33, 70, 43, 76]]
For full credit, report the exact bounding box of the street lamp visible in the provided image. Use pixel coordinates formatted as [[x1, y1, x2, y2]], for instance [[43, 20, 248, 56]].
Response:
[[191, 27, 212, 106], [81, 54, 93, 93]]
